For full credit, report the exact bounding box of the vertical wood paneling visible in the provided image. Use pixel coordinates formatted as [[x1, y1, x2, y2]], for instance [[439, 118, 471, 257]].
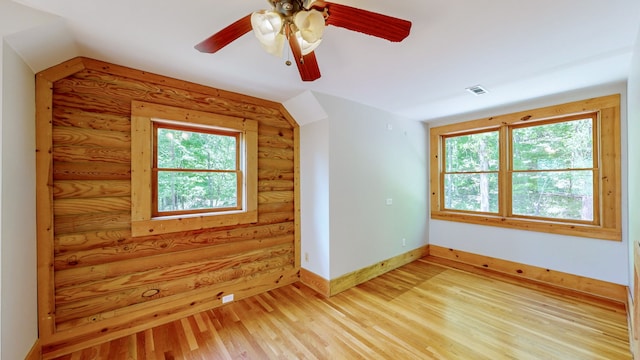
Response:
[[36, 57, 300, 356], [36, 72, 58, 344], [130, 113, 151, 224], [600, 106, 622, 231]]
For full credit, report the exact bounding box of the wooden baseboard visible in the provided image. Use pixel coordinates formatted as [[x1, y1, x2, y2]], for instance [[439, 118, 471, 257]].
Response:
[[428, 245, 627, 304], [329, 245, 430, 296], [300, 246, 430, 297], [26, 339, 41, 360], [300, 268, 331, 297], [628, 289, 637, 359]]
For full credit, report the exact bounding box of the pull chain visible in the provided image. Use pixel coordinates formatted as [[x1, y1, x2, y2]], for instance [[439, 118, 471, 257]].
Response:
[[286, 46, 292, 66], [285, 23, 293, 66]]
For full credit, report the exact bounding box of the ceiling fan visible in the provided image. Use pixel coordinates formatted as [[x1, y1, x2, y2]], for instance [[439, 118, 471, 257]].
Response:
[[195, 0, 412, 81]]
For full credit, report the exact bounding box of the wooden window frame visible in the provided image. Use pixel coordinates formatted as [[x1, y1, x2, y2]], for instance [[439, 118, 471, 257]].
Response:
[[152, 122, 242, 216], [430, 94, 621, 241], [441, 128, 501, 216], [131, 101, 258, 237], [507, 113, 600, 225]]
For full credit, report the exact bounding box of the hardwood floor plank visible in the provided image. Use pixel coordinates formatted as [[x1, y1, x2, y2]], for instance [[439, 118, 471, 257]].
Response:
[[50, 260, 631, 359]]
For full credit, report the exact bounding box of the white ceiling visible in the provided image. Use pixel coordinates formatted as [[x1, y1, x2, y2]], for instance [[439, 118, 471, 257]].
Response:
[[8, 0, 640, 121]]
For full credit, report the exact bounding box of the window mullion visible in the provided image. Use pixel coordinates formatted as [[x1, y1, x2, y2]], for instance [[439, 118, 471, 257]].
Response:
[[439, 135, 446, 212], [500, 125, 510, 218], [592, 114, 601, 226]]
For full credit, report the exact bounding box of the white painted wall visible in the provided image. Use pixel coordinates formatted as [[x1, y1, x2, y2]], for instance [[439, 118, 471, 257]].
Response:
[[428, 83, 630, 285], [1, 40, 37, 360], [0, 32, 3, 360], [300, 117, 331, 279], [0, 2, 74, 358], [301, 93, 429, 279], [1, 1, 77, 75], [628, 26, 640, 290], [284, 90, 328, 127], [300, 92, 429, 279]]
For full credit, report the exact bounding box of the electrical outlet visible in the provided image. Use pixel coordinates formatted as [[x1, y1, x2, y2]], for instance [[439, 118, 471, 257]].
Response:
[[304, 252, 309, 262], [222, 294, 234, 303], [386, 198, 393, 205], [402, 238, 406, 247]]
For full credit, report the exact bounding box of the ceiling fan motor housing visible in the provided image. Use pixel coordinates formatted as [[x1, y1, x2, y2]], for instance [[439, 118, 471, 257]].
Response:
[[269, 0, 305, 17]]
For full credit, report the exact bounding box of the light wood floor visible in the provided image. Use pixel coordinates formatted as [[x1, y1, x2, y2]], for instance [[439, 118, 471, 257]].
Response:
[[53, 259, 631, 359]]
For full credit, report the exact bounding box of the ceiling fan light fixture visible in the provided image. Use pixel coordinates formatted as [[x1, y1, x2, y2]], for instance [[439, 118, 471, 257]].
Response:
[[293, 9, 325, 43], [295, 32, 322, 55], [251, 10, 286, 56]]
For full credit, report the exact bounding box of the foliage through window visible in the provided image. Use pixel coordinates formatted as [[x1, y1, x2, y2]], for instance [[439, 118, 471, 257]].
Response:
[[430, 95, 621, 241], [444, 130, 499, 213]]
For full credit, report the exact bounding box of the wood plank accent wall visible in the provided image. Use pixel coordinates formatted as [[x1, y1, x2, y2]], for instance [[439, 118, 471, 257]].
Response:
[[36, 57, 301, 357]]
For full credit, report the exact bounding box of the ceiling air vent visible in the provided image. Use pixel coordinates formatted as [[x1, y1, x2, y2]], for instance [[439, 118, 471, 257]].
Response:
[[466, 85, 489, 96]]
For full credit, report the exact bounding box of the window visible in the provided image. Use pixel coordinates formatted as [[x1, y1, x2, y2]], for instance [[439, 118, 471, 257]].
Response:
[[131, 101, 258, 236], [430, 95, 621, 241], [154, 123, 241, 216], [443, 130, 499, 213], [510, 115, 597, 223]]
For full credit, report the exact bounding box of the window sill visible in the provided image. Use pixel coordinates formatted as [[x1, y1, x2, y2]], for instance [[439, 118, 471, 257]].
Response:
[[132, 210, 257, 237], [430, 211, 621, 241]]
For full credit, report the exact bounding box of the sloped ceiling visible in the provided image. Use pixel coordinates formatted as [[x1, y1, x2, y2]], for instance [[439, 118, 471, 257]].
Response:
[[7, 0, 640, 121]]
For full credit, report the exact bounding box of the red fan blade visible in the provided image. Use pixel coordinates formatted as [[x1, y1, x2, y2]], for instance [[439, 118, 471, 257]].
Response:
[[195, 14, 253, 53], [288, 28, 321, 81], [311, 1, 411, 42]]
